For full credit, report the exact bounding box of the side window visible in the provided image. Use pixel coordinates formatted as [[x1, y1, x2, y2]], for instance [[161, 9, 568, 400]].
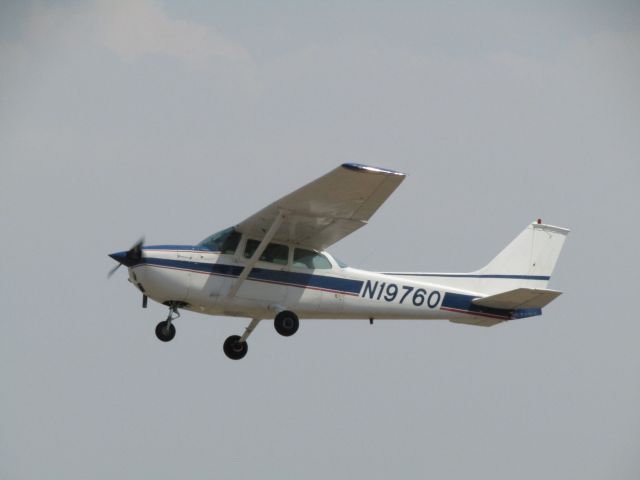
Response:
[[244, 239, 257, 259], [220, 230, 241, 254], [293, 248, 332, 269], [244, 239, 289, 265]]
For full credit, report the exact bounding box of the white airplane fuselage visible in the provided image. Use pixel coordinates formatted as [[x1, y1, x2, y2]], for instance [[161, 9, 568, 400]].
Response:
[[110, 163, 568, 359], [127, 244, 541, 325]]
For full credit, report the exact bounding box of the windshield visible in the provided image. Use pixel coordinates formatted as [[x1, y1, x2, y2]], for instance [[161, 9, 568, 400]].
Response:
[[197, 227, 241, 254], [334, 257, 349, 268]]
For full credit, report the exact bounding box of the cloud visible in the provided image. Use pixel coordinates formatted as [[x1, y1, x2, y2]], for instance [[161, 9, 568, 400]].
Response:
[[94, 0, 251, 67], [18, 0, 251, 69]]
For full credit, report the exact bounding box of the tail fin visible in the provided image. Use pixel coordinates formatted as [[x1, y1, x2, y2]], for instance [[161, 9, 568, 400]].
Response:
[[473, 220, 570, 293], [381, 220, 569, 297]]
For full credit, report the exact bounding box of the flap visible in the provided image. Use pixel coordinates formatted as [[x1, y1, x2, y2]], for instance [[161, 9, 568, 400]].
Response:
[[472, 288, 562, 310]]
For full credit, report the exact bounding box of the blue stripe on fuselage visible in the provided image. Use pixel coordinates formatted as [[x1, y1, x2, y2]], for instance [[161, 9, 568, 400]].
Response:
[[138, 257, 364, 295], [247, 268, 363, 294], [143, 257, 243, 277]]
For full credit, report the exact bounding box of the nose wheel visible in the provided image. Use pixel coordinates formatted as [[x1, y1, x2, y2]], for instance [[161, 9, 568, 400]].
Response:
[[155, 321, 176, 342], [155, 303, 180, 342]]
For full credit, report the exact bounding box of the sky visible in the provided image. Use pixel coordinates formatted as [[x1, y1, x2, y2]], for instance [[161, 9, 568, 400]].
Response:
[[1, 1, 639, 478]]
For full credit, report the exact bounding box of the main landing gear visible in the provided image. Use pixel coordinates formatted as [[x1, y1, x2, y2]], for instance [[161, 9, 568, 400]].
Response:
[[223, 334, 249, 360], [152, 304, 299, 359], [155, 303, 181, 342], [223, 310, 300, 360], [274, 310, 299, 336]]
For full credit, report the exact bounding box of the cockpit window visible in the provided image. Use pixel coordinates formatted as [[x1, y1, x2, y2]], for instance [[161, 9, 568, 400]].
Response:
[[244, 239, 289, 265], [293, 248, 332, 269], [197, 227, 241, 254]]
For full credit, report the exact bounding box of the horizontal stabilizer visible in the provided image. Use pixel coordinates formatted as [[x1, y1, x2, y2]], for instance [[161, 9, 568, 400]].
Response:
[[472, 288, 562, 310], [449, 318, 503, 327]]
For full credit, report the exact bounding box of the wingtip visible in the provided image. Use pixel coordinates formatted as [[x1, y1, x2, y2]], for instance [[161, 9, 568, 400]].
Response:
[[531, 221, 571, 235], [341, 163, 406, 176]]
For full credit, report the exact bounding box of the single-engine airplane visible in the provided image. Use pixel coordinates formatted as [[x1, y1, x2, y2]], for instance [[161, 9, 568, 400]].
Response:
[[109, 163, 569, 359]]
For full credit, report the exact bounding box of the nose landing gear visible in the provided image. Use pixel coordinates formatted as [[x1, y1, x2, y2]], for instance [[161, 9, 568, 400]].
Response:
[[155, 302, 182, 342]]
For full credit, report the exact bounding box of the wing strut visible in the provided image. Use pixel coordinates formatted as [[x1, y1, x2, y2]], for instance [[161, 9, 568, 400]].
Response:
[[226, 211, 285, 298]]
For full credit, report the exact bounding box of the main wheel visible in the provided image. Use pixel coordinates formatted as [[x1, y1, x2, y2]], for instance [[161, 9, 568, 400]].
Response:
[[274, 310, 299, 337], [155, 321, 176, 342], [223, 335, 248, 360]]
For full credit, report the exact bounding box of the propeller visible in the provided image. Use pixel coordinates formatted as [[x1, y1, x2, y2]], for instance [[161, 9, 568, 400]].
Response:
[[107, 263, 122, 278], [108, 237, 145, 278]]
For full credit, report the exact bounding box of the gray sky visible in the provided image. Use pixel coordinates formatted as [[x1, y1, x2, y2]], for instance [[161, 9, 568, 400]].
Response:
[[1, 1, 639, 478]]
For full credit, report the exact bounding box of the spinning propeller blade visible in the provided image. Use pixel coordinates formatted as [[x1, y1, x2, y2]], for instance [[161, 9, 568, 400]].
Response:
[[108, 237, 145, 277], [107, 263, 122, 278]]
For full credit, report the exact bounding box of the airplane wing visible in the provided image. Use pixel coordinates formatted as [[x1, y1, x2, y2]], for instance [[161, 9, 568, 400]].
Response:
[[235, 163, 406, 251]]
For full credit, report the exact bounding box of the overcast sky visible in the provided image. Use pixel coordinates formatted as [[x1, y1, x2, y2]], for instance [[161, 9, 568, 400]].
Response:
[[1, 1, 639, 479]]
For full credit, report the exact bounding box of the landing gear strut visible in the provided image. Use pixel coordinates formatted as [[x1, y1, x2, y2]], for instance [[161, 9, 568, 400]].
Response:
[[155, 303, 180, 342], [221, 311, 300, 360]]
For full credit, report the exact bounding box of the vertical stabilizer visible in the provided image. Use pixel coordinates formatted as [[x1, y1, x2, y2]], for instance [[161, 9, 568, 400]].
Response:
[[382, 220, 570, 296], [474, 221, 570, 291]]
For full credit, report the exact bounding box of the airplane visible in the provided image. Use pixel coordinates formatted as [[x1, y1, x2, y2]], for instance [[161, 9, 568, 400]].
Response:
[[108, 163, 569, 360]]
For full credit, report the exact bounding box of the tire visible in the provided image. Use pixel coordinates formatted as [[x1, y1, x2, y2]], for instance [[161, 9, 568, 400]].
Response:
[[223, 335, 248, 360], [155, 321, 176, 342], [274, 311, 299, 337]]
